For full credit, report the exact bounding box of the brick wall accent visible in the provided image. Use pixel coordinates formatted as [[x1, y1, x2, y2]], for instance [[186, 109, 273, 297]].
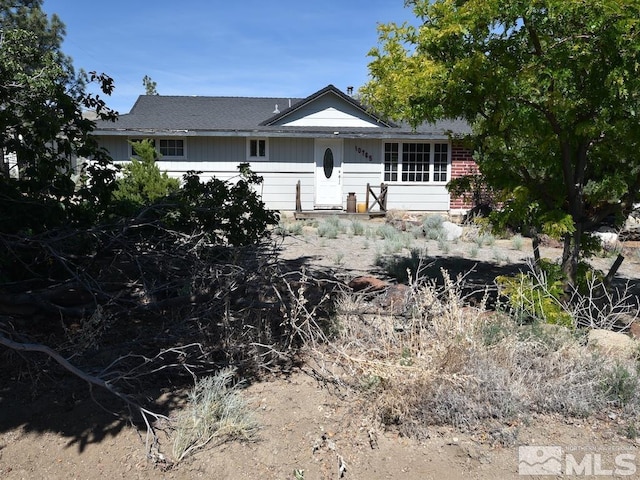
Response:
[[449, 142, 478, 210]]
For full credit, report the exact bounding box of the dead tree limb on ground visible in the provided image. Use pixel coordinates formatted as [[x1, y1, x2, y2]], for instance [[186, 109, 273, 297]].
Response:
[[0, 332, 169, 456]]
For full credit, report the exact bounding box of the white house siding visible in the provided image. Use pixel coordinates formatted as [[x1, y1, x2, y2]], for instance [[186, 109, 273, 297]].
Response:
[[342, 138, 384, 209], [257, 138, 315, 210], [100, 135, 317, 211], [278, 94, 380, 128], [385, 184, 451, 211], [257, 171, 314, 211], [283, 107, 381, 128], [157, 160, 240, 182]]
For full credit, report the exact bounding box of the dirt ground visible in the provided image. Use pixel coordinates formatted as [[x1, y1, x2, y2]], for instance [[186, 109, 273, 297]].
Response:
[[1, 216, 639, 480]]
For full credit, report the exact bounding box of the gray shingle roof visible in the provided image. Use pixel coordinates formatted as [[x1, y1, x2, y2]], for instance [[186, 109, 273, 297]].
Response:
[[93, 85, 471, 138], [99, 95, 304, 131]]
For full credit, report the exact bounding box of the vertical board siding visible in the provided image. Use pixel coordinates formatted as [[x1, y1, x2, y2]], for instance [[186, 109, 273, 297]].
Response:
[[269, 137, 314, 163], [187, 136, 245, 162], [98, 135, 477, 212], [343, 139, 381, 165], [97, 136, 129, 161], [341, 138, 384, 208]]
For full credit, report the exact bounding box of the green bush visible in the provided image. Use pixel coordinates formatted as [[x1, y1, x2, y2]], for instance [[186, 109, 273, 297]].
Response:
[[474, 232, 495, 247], [511, 234, 525, 250], [376, 223, 402, 240], [112, 139, 180, 213], [317, 221, 339, 239], [160, 165, 279, 247], [497, 258, 605, 329], [496, 259, 573, 327], [438, 238, 450, 253], [275, 220, 303, 236], [350, 219, 365, 236], [601, 364, 639, 407]]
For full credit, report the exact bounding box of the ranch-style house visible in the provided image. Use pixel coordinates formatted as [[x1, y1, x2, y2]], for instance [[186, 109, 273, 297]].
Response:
[[92, 84, 476, 214]]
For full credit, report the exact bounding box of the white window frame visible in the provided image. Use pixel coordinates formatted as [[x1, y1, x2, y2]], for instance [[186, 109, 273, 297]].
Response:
[[247, 138, 268, 161], [158, 138, 186, 159], [383, 141, 450, 183], [129, 137, 186, 159]]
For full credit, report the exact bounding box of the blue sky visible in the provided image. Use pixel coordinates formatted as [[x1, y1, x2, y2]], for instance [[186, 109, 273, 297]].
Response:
[[41, 1, 414, 114]]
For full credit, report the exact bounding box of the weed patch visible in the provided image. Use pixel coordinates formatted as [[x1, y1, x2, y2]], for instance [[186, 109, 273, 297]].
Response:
[[172, 368, 258, 463], [308, 268, 640, 444]]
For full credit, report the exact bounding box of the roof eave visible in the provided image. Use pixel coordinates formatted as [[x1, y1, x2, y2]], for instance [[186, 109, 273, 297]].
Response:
[[91, 126, 457, 140]]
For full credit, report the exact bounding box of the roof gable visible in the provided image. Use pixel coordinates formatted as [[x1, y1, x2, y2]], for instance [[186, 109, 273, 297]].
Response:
[[261, 85, 395, 128]]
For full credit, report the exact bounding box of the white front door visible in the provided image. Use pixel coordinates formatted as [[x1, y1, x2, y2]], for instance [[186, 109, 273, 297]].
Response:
[[314, 139, 343, 209]]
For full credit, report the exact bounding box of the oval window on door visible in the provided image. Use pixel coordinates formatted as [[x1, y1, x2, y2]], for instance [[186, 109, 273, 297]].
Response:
[[323, 148, 334, 179]]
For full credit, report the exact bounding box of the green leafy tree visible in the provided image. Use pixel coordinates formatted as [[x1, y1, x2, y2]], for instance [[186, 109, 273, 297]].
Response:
[[0, 0, 119, 233], [362, 0, 640, 287], [0, 2, 281, 428], [113, 139, 179, 212]]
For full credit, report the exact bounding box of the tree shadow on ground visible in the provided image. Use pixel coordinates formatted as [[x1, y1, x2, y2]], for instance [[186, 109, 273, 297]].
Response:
[[1, 248, 637, 455], [280, 249, 640, 309], [0, 374, 127, 452], [0, 252, 340, 453]]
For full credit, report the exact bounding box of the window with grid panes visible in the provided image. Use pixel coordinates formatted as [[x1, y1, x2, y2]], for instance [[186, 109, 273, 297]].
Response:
[[383, 142, 449, 182], [384, 142, 399, 181], [159, 139, 184, 157], [433, 143, 448, 181], [402, 143, 430, 182]]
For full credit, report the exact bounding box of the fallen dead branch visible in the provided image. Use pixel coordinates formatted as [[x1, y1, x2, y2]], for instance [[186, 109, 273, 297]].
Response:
[[0, 331, 169, 456]]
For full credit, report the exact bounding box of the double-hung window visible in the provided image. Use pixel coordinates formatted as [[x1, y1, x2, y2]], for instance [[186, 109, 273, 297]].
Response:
[[247, 138, 268, 160], [384, 142, 449, 183]]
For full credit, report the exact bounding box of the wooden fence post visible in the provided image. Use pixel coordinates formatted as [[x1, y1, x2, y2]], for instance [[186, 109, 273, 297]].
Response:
[[380, 183, 387, 212], [365, 183, 370, 212]]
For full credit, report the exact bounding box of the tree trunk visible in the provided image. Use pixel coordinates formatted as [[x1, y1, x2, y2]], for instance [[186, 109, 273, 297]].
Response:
[[561, 222, 583, 289], [532, 234, 541, 266]]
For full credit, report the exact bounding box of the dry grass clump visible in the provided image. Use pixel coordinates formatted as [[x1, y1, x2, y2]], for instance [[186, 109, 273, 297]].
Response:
[[171, 367, 258, 463], [317, 269, 640, 443]]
